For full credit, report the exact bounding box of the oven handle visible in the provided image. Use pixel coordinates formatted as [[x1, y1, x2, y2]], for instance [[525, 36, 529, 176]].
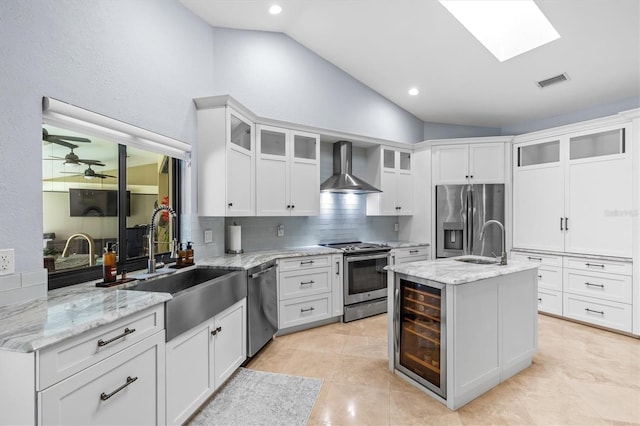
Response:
[[345, 253, 390, 263]]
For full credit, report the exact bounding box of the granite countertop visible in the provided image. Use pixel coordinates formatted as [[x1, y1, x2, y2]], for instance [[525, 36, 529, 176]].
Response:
[[377, 241, 430, 249], [0, 281, 171, 353], [386, 255, 538, 285], [511, 247, 632, 263], [197, 245, 343, 270]]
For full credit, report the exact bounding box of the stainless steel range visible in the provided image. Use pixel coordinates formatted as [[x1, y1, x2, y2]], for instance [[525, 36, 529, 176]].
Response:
[[320, 241, 391, 322]]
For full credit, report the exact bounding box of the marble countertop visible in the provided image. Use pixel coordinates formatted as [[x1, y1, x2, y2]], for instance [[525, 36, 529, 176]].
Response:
[[0, 281, 171, 353], [376, 241, 430, 249], [386, 255, 538, 285], [511, 247, 632, 263], [197, 246, 343, 270]]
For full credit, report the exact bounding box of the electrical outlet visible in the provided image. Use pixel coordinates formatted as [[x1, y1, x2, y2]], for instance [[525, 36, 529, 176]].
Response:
[[394, 223, 399, 232], [0, 249, 15, 276], [277, 224, 285, 237], [204, 229, 213, 244]]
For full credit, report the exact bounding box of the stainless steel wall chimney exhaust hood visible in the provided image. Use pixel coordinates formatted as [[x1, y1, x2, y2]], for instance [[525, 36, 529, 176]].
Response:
[[320, 141, 381, 194]]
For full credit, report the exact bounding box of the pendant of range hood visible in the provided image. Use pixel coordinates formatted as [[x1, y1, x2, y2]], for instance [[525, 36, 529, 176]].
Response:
[[320, 141, 382, 194]]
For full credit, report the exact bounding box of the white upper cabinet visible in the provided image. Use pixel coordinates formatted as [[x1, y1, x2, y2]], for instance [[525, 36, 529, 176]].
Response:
[[513, 124, 632, 257], [433, 142, 505, 185], [197, 106, 256, 217], [367, 147, 413, 216], [256, 125, 319, 216]]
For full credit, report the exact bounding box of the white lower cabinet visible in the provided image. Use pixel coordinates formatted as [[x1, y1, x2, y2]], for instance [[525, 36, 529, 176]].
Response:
[[40, 332, 165, 425], [166, 298, 246, 425], [513, 250, 633, 333], [277, 254, 342, 332], [391, 246, 429, 265]]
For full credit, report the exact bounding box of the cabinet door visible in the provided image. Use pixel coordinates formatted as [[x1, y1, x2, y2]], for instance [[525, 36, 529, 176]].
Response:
[[40, 333, 165, 426], [380, 169, 399, 214], [289, 131, 320, 216], [512, 140, 565, 251], [213, 298, 247, 389], [256, 125, 289, 216], [166, 321, 214, 425], [564, 127, 631, 257], [469, 143, 504, 183], [396, 170, 413, 215], [433, 144, 468, 184], [226, 110, 255, 216], [331, 254, 343, 317]]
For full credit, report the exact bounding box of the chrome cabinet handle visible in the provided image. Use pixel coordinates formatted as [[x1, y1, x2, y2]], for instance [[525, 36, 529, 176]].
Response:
[[300, 307, 315, 313], [300, 280, 314, 286], [211, 326, 222, 336], [585, 308, 604, 315], [585, 282, 605, 288], [97, 328, 136, 347], [538, 275, 542, 279], [560, 217, 564, 231], [335, 261, 340, 275], [565, 217, 569, 230], [528, 256, 542, 261], [228, 203, 233, 207], [100, 376, 137, 401], [300, 260, 314, 265], [585, 263, 605, 268], [537, 298, 542, 302], [409, 250, 419, 254]]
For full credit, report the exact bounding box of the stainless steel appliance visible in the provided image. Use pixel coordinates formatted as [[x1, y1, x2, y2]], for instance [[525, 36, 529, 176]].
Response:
[[320, 241, 391, 322], [320, 141, 381, 193], [436, 184, 505, 258], [393, 274, 446, 398], [247, 260, 277, 357]]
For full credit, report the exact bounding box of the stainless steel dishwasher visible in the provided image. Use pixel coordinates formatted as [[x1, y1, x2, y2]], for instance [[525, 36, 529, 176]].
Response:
[[247, 260, 278, 357]]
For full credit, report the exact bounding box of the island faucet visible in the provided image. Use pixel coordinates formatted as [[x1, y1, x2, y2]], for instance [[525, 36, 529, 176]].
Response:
[[148, 205, 178, 273], [61, 233, 96, 266], [479, 219, 507, 265]]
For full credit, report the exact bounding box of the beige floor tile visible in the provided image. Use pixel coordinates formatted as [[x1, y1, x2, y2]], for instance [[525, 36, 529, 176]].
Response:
[[566, 378, 640, 424], [313, 382, 390, 425], [279, 349, 341, 381], [341, 335, 388, 360], [390, 390, 462, 425], [330, 355, 394, 389], [295, 330, 350, 354]]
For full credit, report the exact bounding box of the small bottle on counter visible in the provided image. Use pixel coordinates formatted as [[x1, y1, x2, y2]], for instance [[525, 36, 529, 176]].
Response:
[[103, 243, 117, 283], [185, 241, 194, 265], [177, 243, 185, 267]]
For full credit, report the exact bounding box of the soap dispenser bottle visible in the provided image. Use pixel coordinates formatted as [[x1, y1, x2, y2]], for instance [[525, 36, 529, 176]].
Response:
[[186, 242, 194, 265], [177, 243, 185, 267], [103, 243, 117, 283]]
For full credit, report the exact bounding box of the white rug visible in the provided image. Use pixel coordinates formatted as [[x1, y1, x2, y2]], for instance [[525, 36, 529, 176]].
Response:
[[189, 368, 323, 426]]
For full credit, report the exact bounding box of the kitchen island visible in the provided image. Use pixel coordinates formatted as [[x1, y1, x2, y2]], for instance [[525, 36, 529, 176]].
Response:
[[386, 256, 538, 410]]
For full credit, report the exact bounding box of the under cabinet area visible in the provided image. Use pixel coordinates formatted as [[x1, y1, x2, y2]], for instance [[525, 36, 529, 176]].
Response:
[[256, 125, 320, 216], [277, 254, 343, 331], [165, 298, 246, 425], [366, 146, 413, 215], [197, 104, 256, 217]]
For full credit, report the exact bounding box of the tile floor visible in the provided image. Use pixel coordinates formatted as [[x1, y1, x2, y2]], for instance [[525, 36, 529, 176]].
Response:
[[246, 313, 640, 425]]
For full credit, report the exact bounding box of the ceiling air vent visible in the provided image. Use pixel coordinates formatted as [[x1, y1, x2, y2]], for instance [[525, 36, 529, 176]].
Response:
[[536, 73, 569, 88]]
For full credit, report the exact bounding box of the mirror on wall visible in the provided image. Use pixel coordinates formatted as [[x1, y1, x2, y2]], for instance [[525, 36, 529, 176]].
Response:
[[42, 124, 175, 275]]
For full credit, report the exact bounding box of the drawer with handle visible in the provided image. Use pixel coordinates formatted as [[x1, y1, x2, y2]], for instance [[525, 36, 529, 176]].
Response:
[[393, 247, 429, 262], [564, 270, 632, 304], [536, 265, 562, 291], [39, 332, 164, 425], [511, 252, 562, 267], [537, 289, 562, 316], [563, 293, 632, 333], [38, 305, 164, 390], [563, 257, 632, 276], [279, 268, 331, 300], [279, 294, 331, 329], [278, 255, 332, 272]]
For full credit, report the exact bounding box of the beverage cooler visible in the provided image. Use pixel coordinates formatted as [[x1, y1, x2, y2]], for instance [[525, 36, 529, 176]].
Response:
[[394, 276, 446, 398]]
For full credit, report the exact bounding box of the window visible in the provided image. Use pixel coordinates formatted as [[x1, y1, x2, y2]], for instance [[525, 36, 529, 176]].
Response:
[[42, 98, 188, 289]]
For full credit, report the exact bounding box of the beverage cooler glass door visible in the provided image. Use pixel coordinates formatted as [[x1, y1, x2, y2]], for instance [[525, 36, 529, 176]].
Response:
[[394, 276, 446, 398]]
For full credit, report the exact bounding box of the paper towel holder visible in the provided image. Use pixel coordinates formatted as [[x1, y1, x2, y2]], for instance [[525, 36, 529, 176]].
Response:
[[226, 222, 244, 254]]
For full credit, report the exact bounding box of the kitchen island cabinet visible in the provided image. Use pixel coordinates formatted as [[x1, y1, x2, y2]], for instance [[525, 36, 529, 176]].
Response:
[[386, 256, 538, 410]]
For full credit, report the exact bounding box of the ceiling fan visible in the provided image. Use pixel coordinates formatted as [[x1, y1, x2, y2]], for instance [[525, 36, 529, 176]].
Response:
[[42, 128, 103, 166], [61, 164, 116, 180]]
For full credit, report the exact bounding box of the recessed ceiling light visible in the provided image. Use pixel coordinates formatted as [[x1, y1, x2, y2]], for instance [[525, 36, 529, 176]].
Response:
[[408, 88, 419, 96], [269, 4, 282, 15], [439, 0, 560, 62]]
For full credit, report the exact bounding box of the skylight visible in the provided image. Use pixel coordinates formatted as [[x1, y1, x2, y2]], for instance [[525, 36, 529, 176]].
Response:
[[439, 0, 560, 62]]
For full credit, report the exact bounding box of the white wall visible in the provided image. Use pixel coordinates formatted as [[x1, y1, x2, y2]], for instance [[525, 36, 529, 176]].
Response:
[[211, 27, 425, 144], [0, 0, 214, 282]]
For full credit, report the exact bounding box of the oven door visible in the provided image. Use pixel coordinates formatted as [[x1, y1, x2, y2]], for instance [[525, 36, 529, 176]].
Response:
[[344, 252, 389, 305]]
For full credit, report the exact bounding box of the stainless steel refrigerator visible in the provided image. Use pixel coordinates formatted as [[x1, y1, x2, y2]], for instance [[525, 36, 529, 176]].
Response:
[[436, 184, 505, 258]]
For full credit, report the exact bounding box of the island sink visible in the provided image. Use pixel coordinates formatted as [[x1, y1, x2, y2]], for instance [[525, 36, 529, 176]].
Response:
[[127, 268, 247, 341]]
